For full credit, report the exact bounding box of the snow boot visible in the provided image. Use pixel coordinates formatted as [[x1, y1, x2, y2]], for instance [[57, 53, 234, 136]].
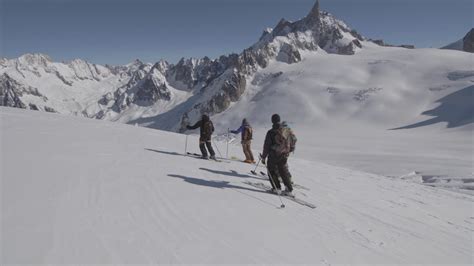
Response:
[[282, 188, 294, 198]]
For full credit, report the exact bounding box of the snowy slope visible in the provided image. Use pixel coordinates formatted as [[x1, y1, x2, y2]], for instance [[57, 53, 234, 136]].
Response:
[[2, 107, 473, 264], [213, 44, 474, 129]]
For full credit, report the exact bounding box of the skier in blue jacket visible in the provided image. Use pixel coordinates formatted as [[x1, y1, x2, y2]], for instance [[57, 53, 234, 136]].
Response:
[[231, 118, 255, 163]]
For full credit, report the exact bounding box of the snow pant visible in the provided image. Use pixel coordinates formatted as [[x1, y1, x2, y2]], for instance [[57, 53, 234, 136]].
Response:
[[267, 155, 293, 191], [199, 140, 215, 158], [241, 140, 254, 161]]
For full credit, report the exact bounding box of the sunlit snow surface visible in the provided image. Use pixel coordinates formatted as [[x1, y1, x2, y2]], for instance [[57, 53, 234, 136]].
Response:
[[1, 107, 473, 264]]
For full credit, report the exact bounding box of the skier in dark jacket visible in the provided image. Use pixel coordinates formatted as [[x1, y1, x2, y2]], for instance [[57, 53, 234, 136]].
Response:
[[261, 114, 295, 196], [231, 118, 255, 163], [186, 114, 216, 160]]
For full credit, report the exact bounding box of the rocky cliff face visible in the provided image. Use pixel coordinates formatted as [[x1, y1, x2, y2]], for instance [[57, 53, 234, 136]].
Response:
[[0, 73, 48, 109]]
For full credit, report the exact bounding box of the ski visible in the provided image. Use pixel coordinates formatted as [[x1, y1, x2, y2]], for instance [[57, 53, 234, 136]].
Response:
[[257, 171, 310, 191], [243, 181, 316, 209], [186, 152, 225, 163]]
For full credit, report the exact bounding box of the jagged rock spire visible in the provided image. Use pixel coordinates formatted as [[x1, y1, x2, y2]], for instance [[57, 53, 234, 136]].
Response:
[[308, 0, 320, 19]]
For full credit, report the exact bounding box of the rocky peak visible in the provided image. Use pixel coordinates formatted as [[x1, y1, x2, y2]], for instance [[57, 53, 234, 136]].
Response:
[[68, 58, 89, 69], [0, 58, 8, 68], [130, 58, 144, 65], [259, 28, 273, 41], [463, 28, 474, 53], [306, 0, 320, 24], [17, 53, 52, 67], [123, 59, 146, 71], [153, 59, 170, 74], [441, 28, 473, 53], [252, 0, 365, 59]]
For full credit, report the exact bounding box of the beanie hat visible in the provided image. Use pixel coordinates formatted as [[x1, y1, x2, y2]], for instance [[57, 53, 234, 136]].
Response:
[[271, 114, 281, 124]]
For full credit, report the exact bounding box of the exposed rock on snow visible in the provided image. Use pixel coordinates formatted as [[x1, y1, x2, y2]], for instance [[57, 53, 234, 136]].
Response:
[[370, 39, 415, 49], [0, 73, 47, 108], [353, 87, 383, 102], [447, 70, 474, 81]]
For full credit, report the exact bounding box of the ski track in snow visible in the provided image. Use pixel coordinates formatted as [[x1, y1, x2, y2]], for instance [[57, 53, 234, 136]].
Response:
[[2, 107, 473, 264]]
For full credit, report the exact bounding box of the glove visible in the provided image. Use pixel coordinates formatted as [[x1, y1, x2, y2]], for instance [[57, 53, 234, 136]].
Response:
[[186, 125, 191, 130], [259, 154, 266, 165], [230, 130, 238, 134], [261, 158, 266, 165]]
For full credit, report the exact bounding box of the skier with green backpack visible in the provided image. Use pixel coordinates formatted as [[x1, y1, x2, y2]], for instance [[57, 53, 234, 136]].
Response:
[[260, 114, 297, 197]]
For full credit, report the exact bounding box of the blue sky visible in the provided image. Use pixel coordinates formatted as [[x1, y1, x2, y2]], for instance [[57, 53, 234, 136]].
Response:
[[1, 0, 472, 65]]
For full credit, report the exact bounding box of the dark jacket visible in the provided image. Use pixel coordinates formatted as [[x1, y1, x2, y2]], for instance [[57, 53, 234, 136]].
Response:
[[261, 122, 281, 160], [187, 115, 214, 141]]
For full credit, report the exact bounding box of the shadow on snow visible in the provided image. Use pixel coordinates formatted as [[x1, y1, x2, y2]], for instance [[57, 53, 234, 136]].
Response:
[[392, 85, 474, 130], [199, 167, 261, 179]]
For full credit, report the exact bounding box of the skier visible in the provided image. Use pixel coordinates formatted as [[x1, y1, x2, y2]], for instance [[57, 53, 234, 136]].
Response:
[[186, 114, 216, 160], [260, 114, 296, 196], [231, 118, 255, 163]]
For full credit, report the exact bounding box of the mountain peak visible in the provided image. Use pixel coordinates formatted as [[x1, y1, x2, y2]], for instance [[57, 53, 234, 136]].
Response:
[[307, 0, 320, 20], [441, 28, 474, 53], [131, 58, 144, 65], [17, 53, 52, 66]]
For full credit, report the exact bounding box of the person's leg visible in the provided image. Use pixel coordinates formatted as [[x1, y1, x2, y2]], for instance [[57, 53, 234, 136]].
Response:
[[248, 141, 255, 161], [205, 141, 216, 157], [267, 158, 281, 190], [278, 157, 293, 192], [244, 142, 253, 161], [199, 141, 208, 158], [242, 143, 250, 161]]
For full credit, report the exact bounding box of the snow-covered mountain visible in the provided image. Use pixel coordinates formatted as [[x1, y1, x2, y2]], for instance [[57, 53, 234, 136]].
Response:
[[1, 1, 369, 127], [0, 53, 151, 116], [442, 28, 474, 53], [1, 1, 473, 134]]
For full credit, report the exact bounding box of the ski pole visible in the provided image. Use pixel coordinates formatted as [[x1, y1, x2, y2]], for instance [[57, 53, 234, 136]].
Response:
[[251, 157, 261, 175], [212, 139, 223, 158], [185, 134, 188, 155], [267, 169, 285, 208], [226, 128, 229, 159]]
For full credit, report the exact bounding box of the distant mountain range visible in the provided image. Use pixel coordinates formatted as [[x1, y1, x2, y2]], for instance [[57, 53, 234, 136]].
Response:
[[1, 1, 472, 132]]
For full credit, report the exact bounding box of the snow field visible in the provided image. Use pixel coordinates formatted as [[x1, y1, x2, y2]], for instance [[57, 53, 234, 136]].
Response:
[[2, 107, 473, 264]]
